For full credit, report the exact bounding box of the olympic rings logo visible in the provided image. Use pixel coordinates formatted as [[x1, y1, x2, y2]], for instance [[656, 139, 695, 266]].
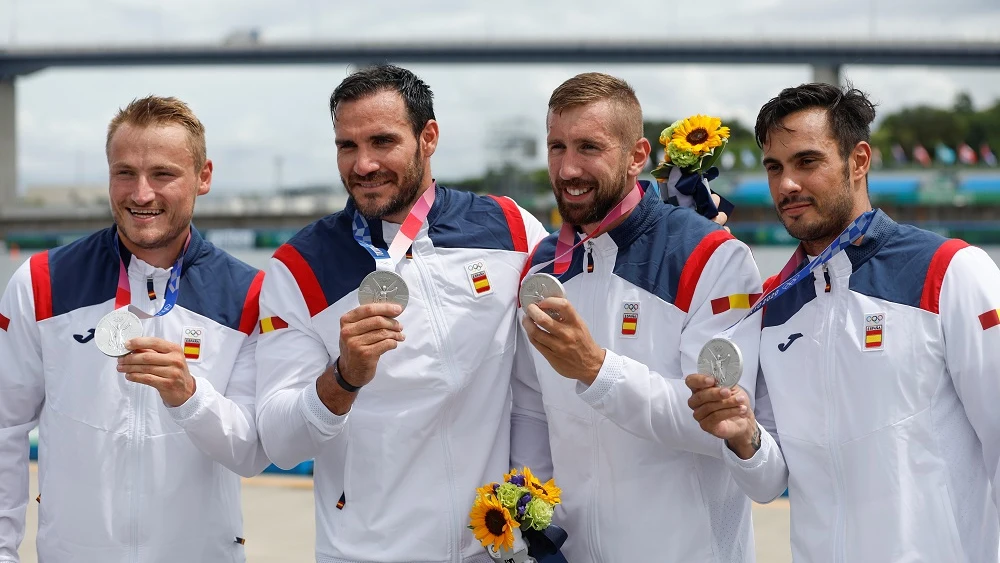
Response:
[[865, 314, 884, 323], [185, 328, 203, 337], [623, 303, 639, 312], [467, 261, 485, 271]]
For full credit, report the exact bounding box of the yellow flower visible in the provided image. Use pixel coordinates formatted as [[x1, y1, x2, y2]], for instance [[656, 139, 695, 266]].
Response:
[[670, 115, 730, 156], [476, 483, 498, 500], [469, 494, 516, 552], [522, 466, 562, 505]]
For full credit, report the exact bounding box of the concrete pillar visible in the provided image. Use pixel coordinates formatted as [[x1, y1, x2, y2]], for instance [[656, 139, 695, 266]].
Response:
[[0, 78, 15, 212], [812, 63, 842, 86]]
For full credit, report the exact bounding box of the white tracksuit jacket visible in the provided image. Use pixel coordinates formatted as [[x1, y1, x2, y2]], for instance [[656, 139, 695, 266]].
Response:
[[727, 211, 1000, 562], [511, 188, 764, 562], [254, 185, 548, 563], [0, 227, 270, 563]]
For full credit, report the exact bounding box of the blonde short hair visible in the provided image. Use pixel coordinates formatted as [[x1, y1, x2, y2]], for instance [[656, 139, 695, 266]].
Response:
[[548, 72, 644, 145], [106, 96, 207, 170]]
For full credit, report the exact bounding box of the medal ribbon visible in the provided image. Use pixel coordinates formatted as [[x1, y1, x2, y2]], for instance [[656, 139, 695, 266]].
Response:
[[352, 184, 436, 270], [718, 209, 876, 339], [526, 182, 643, 279], [114, 230, 191, 319]]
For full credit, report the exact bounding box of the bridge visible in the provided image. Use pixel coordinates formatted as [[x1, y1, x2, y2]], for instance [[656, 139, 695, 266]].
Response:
[[2, 39, 999, 228]]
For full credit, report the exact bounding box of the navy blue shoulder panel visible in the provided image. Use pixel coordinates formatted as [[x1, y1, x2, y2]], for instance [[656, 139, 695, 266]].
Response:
[[526, 232, 588, 286], [177, 228, 260, 331], [426, 186, 520, 252], [286, 211, 377, 307], [761, 274, 817, 328], [611, 195, 725, 305], [47, 228, 120, 317], [848, 222, 948, 308]]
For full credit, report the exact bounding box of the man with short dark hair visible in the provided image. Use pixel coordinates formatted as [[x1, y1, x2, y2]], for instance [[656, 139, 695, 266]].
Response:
[[254, 64, 548, 563], [512, 72, 763, 562], [687, 82, 1000, 562], [0, 96, 270, 562]]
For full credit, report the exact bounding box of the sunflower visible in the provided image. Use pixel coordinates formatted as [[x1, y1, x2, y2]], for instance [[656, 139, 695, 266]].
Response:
[[522, 466, 562, 505], [469, 494, 516, 552], [476, 483, 498, 500], [670, 115, 730, 156]]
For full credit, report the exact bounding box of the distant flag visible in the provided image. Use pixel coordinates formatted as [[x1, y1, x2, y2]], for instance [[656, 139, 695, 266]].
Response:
[[935, 143, 956, 166], [720, 151, 736, 170], [891, 144, 908, 165], [740, 148, 757, 169], [958, 143, 978, 165], [912, 144, 932, 167], [871, 147, 883, 169], [981, 143, 998, 167]]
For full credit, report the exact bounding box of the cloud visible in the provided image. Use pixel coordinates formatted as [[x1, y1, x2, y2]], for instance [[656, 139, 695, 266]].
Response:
[[3, 0, 1000, 192]]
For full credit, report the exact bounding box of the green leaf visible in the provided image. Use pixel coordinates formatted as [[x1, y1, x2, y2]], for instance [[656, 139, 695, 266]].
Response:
[[696, 139, 729, 173]]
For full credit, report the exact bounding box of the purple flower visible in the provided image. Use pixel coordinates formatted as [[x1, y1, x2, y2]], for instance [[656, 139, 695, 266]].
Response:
[[510, 474, 526, 487], [517, 493, 531, 518], [492, 483, 500, 495]]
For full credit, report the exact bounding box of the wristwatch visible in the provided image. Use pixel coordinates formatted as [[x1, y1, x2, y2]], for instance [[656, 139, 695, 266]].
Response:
[[332, 357, 363, 393]]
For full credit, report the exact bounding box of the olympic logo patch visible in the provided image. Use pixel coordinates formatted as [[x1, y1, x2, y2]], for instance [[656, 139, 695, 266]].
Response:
[[465, 259, 494, 298], [620, 301, 639, 338], [182, 326, 205, 361], [863, 312, 884, 351]]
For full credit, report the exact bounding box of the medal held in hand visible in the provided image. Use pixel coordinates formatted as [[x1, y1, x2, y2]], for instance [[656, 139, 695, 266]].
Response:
[[698, 338, 743, 388], [95, 308, 143, 357], [357, 270, 409, 311], [518, 273, 565, 319]]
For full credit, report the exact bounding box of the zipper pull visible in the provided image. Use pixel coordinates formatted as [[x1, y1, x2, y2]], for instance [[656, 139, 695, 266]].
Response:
[[146, 276, 157, 300], [822, 265, 831, 293], [585, 241, 595, 273]]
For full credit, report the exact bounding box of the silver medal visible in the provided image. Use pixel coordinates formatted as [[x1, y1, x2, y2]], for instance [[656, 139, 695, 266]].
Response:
[[94, 308, 143, 357], [698, 338, 744, 388], [519, 272, 565, 318], [358, 270, 409, 311]]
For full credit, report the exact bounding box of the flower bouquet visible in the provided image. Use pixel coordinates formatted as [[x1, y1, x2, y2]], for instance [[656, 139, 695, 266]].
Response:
[[651, 114, 734, 220], [469, 467, 567, 563]]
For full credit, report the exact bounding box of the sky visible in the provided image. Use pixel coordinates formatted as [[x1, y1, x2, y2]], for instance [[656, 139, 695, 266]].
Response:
[[2, 0, 1000, 195]]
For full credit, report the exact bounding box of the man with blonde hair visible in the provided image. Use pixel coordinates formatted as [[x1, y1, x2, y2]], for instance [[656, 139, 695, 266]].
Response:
[[0, 95, 270, 562], [512, 72, 763, 561]]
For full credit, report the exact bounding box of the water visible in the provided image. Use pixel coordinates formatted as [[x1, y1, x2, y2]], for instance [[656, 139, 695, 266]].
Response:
[[4, 246, 999, 295]]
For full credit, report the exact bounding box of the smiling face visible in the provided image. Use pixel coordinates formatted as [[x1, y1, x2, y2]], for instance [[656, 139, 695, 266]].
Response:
[[546, 100, 649, 232], [762, 107, 872, 254], [107, 122, 210, 267], [334, 89, 437, 223]]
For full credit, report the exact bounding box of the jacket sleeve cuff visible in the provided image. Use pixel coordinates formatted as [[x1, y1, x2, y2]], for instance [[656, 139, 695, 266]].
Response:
[[723, 423, 769, 469], [166, 376, 212, 423], [299, 377, 349, 435], [576, 349, 624, 406]]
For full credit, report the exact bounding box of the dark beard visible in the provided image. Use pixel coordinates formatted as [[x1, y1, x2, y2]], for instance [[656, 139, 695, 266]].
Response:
[[346, 148, 424, 221], [554, 175, 632, 227], [775, 175, 855, 244]]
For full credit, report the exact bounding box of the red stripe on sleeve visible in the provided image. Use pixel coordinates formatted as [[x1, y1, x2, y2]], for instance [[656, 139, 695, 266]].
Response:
[[273, 244, 328, 317], [710, 296, 731, 314], [0, 313, 9, 332], [488, 195, 529, 253], [979, 310, 1000, 331], [237, 270, 265, 336], [30, 252, 53, 321], [919, 239, 969, 314], [675, 230, 735, 313], [272, 316, 289, 330]]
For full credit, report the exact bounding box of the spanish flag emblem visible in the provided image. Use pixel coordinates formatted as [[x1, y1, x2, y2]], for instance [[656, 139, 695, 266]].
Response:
[[260, 316, 289, 333], [979, 309, 1000, 331], [710, 293, 762, 315]]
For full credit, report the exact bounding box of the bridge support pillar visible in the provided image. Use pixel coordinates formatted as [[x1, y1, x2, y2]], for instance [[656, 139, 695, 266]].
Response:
[[812, 63, 841, 86], [0, 78, 15, 213]]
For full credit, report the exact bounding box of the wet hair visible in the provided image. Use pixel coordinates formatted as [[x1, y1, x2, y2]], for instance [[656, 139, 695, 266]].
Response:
[[755, 82, 877, 159], [330, 64, 436, 137], [106, 96, 206, 169]]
